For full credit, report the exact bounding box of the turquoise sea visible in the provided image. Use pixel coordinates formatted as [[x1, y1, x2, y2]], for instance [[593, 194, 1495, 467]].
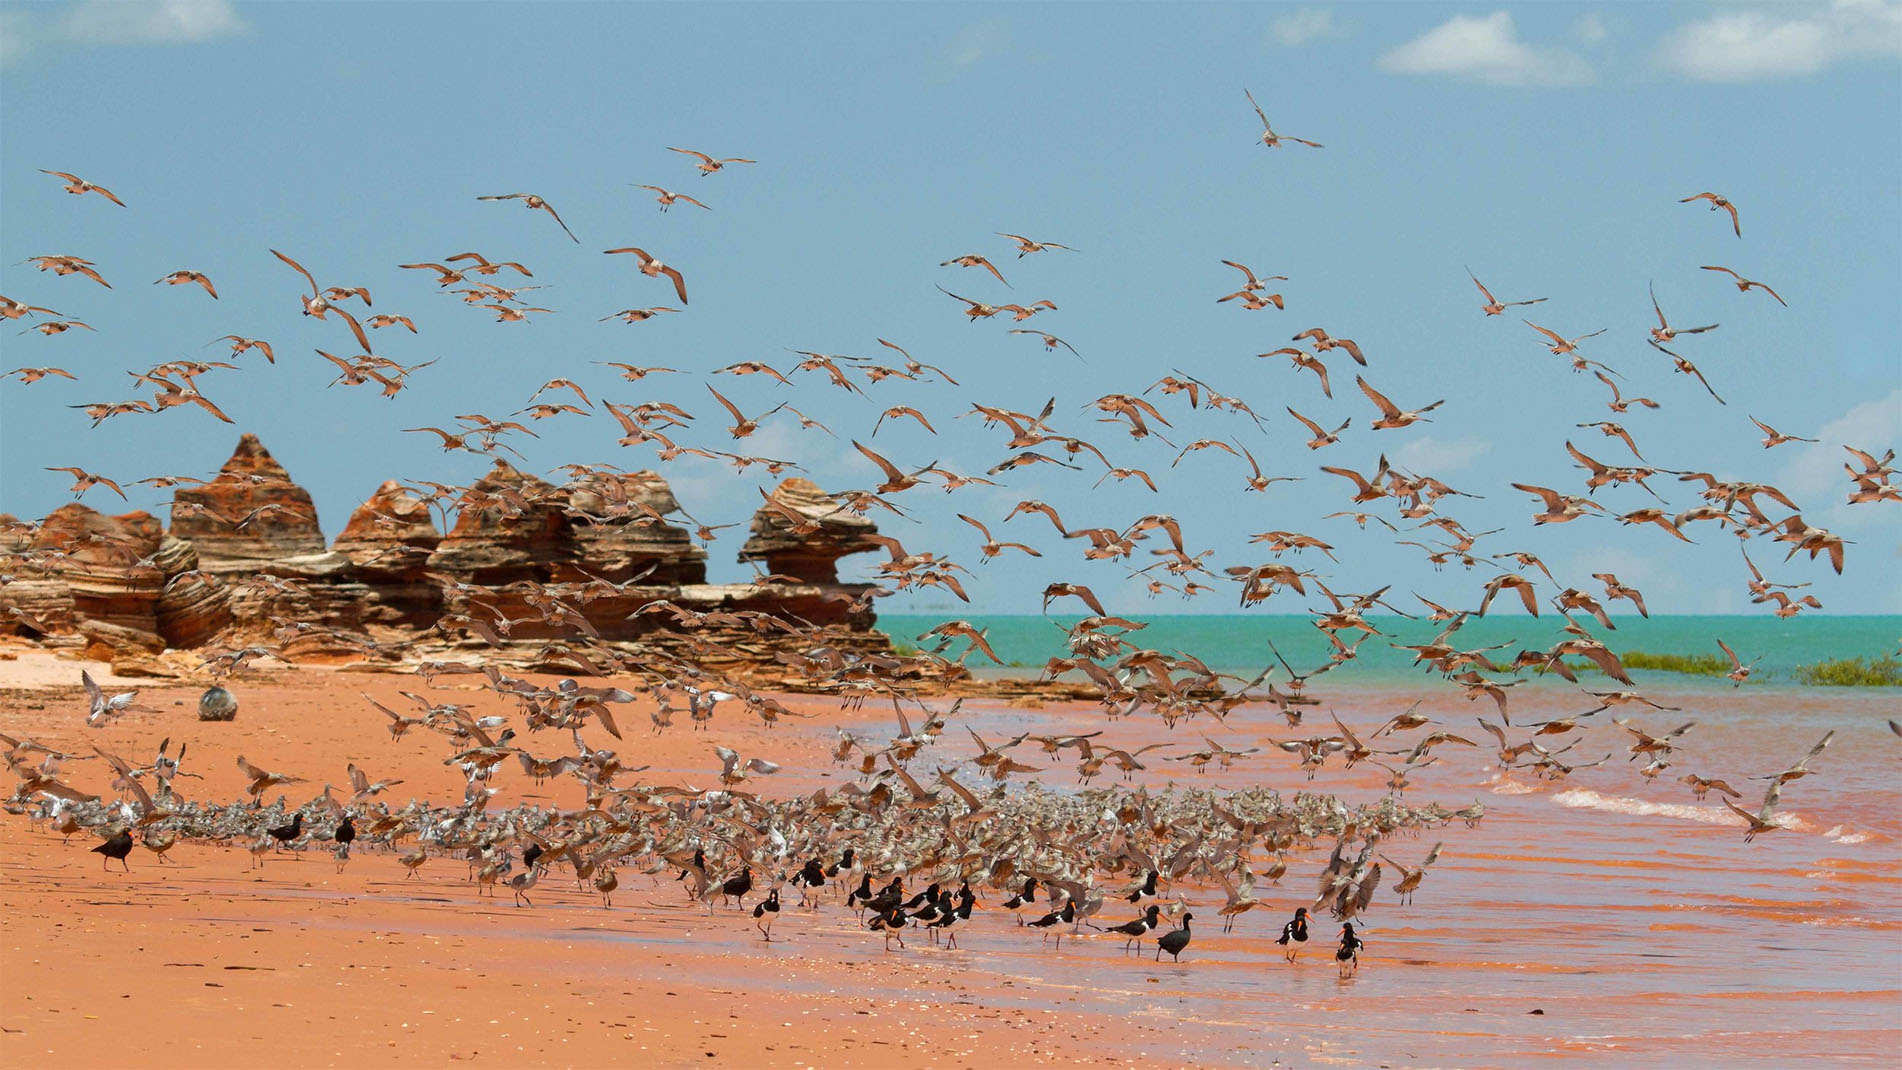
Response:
[[880, 613, 1902, 682]]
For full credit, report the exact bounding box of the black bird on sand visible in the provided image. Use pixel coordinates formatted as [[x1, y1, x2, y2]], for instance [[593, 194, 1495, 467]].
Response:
[[1155, 912, 1194, 963], [1125, 869, 1159, 904], [1336, 921, 1364, 975], [910, 888, 946, 924], [752, 888, 781, 941], [93, 826, 133, 872], [1027, 900, 1077, 947], [1094, 904, 1162, 951], [1277, 906, 1311, 963], [864, 877, 905, 917], [824, 847, 855, 878], [793, 858, 826, 906], [927, 902, 963, 948], [847, 872, 874, 912], [332, 813, 356, 871], [267, 812, 302, 850], [1003, 877, 1039, 924], [868, 903, 908, 949], [719, 865, 753, 907]]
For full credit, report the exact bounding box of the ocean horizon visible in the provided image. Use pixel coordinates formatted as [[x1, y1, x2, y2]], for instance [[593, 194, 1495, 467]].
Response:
[[881, 612, 1902, 681]]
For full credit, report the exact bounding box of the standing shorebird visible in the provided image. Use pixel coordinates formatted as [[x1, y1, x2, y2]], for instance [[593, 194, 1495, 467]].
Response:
[[92, 826, 133, 872], [1336, 922, 1364, 975], [752, 888, 781, 941], [1277, 906, 1311, 962], [1154, 912, 1194, 963]]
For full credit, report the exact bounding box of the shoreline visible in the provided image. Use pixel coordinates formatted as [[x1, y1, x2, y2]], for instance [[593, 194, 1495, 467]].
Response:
[[3, 651, 1899, 1067]]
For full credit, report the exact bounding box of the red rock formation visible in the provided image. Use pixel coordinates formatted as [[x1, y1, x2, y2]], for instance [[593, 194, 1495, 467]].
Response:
[[424, 461, 573, 584], [153, 536, 231, 647], [738, 477, 883, 583], [557, 468, 706, 584], [3, 437, 890, 659], [30, 504, 164, 642], [169, 433, 325, 569], [332, 480, 441, 576]]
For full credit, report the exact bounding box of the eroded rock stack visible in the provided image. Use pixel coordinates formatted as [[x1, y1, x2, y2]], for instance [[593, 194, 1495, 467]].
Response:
[[169, 433, 327, 570], [738, 477, 883, 584]]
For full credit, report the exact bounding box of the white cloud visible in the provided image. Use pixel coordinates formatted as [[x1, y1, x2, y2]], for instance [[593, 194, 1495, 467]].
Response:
[[62, 0, 244, 45], [1379, 11, 1596, 87], [942, 19, 1011, 69], [1, 0, 244, 64], [1573, 14, 1610, 47], [1394, 435, 1491, 476], [1273, 8, 1339, 47], [0, 12, 37, 65], [1654, 0, 1902, 82]]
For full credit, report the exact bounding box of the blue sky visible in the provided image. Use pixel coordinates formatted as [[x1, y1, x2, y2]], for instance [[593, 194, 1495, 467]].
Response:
[[3, 1, 1898, 616]]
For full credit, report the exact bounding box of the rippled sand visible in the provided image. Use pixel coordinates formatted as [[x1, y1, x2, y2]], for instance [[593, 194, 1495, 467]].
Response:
[[2, 651, 1897, 1067]]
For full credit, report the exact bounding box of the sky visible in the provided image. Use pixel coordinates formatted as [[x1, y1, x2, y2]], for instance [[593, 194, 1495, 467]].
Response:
[[2, 1, 1899, 619]]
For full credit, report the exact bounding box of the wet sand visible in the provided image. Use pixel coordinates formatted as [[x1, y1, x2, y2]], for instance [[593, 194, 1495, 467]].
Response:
[[3, 649, 1899, 1067]]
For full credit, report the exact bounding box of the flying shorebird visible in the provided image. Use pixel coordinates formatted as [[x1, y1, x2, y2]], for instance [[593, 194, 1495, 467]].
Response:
[[1594, 370, 1659, 414], [40, 170, 126, 205], [1680, 191, 1740, 237], [713, 745, 781, 786], [45, 466, 126, 500], [155, 270, 218, 298], [20, 320, 93, 336], [1700, 265, 1785, 306], [941, 254, 1009, 286], [602, 247, 688, 304], [1356, 376, 1443, 430], [477, 193, 578, 241], [82, 670, 153, 727], [1722, 781, 1783, 843], [705, 386, 782, 439], [213, 335, 275, 363], [1007, 329, 1080, 357], [998, 232, 1073, 257], [1649, 340, 1725, 404], [668, 146, 755, 175], [1287, 408, 1349, 449], [270, 249, 372, 351], [1716, 638, 1761, 686], [1466, 268, 1546, 316], [1512, 483, 1605, 525], [1244, 89, 1322, 147], [1649, 283, 1717, 343], [1526, 320, 1607, 357], [632, 184, 710, 211], [1748, 416, 1817, 449]]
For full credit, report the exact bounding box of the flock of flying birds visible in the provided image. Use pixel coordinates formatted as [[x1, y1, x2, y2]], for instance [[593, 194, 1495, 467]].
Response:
[[4, 90, 1896, 967]]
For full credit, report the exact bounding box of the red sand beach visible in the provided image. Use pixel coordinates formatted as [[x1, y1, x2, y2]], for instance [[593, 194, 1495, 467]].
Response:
[[3, 648, 1899, 1068]]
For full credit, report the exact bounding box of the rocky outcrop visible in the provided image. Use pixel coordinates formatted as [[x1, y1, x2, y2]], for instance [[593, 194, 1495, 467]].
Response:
[[332, 480, 441, 577], [739, 477, 883, 583], [153, 537, 231, 648], [169, 433, 326, 570], [423, 461, 573, 584], [30, 504, 164, 643], [1, 434, 888, 661], [558, 469, 706, 585]]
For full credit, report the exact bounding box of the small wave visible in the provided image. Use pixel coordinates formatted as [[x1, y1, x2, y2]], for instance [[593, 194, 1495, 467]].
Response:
[[1821, 824, 1873, 845], [1549, 788, 1742, 827], [1489, 779, 1540, 796]]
